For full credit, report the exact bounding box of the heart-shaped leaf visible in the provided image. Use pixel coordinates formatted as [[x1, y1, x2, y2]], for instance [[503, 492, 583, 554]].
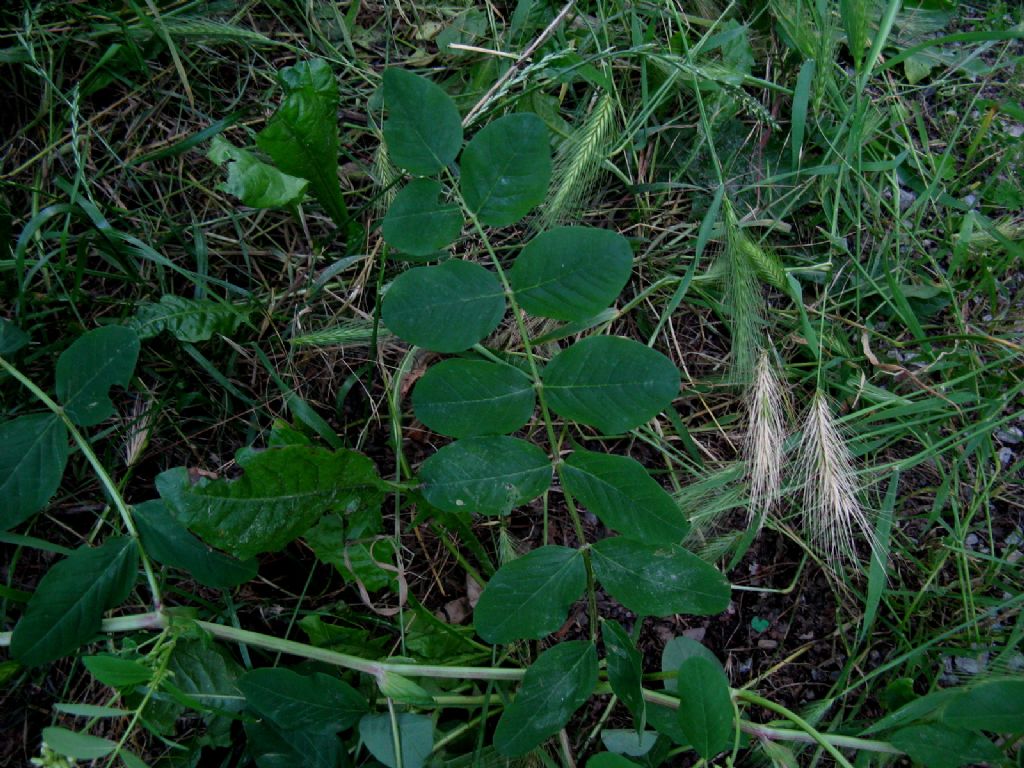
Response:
[[510, 227, 633, 321], [419, 436, 551, 515], [381, 260, 506, 352], [412, 359, 535, 437], [382, 179, 463, 256], [382, 68, 462, 175], [590, 537, 730, 617], [494, 641, 598, 756], [542, 336, 679, 434], [0, 413, 68, 531], [55, 326, 140, 427], [461, 113, 551, 227], [239, 668, 367, 733], [474, 545, 586, 643], [561, 449, 688, 544], [11, 537, 139, 667], [156, 445, 383, 560], [675, 655, 735, 760]]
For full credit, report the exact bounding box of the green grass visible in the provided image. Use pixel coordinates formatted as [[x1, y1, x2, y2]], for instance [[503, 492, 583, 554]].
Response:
[[1, 0, 1023, 766]]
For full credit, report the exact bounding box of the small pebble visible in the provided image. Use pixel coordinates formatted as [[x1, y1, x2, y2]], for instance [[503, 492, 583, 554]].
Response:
[[996, 426, 1023, 445], [757, 638, 778, 650], [998, 447, 1014, 466]]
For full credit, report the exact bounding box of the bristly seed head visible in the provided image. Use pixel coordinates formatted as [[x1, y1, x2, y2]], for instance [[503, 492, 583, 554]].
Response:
[[744, 351, 786, 523]]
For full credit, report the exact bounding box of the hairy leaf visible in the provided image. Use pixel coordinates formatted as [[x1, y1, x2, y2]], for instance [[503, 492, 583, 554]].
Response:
[[382, 68, 462, 175], [412, 359, 535, 437], [126, 294, 249, 342], [0, 413, 68, 530], [55, 326, 140, 427], [208, 136, 308, 208], [382, 179, 463, 256], [156, 445, 383, 560], [11, 538, 139, 667]]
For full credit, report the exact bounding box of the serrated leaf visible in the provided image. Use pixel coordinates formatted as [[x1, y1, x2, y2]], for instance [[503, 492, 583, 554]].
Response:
[[510, 227, 633, 321], [0, 413, 68, 530], [660, 637, 719, 694], [246, 721, 343, 768], [675, 656, 734, 760], [83, 655, 152, 687], [602, 620, 645, 732], [888, 723, 1003, 768], [134, 499, 257, 588], [561, 450, 688, 544], [239, 668, 367, 733], [55, 326, 140, 427], [412, 359, 535, 437], [590, 537, 730, 617], [0, 317, 29, 355], [126, 295, 248, 342], [494, 641, 598, 756], [542, 336, 679, 434], [461, 113, 551, 226], [306, 515, 396, 591], [42, 727, 117, 760], [359, 713, 434, 768], [208, 136, 308, 209], [257, 59, 347, 226], [156, 445, 383, 560], [382, 178, 463, 256], [382, 68, 462, 175], [474, 545, 586, 643], [942, 678, 1024, 733], [11, 537, 138, 667], [381, 260, 506, 353], [419, 436, 551, 516]]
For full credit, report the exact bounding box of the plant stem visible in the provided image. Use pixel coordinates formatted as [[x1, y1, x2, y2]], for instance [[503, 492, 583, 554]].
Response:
[[733, 690, 858, 767], [0, 355, 163, 611]]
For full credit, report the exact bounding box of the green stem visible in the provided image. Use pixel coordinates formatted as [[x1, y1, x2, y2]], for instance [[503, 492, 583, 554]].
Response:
[[0, 355, 163, 610], [733, 690, 858, 767]]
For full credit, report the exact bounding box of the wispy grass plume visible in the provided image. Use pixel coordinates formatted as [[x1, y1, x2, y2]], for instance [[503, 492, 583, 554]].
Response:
[[539, 91, 617, 230], [719, 202, 765, 384], [745, 350, 786, 523], [797, 390, 875, 564]]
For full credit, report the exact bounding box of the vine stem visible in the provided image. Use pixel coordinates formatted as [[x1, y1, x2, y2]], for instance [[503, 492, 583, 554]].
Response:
[[0, 355, 163, 611]]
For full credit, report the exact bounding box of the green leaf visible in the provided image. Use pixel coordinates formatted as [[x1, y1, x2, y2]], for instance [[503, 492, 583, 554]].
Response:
[[412, 359, 535, 437], [942, 678, 1024, 732], [257, 59, 347, 226], [156, 445, 383, 560], [381, 179, 463, 256], [55, 326, 140, 427], [0, 414, 68, 530], [888, 724, 1002, 768], [510, 227, 633, 321], [126, 294, 249, 342], [542, 336, 679, 434], [590, 537, 731, 617], [474, 545, 586, 643], [208, 136, 308, 209], [239, 668, 367, 733], [53, 703, 131, 718], [83, 655, 152, 687], [42, 727, 117, 760], [306, 516, 396, 591], [134, 499, 257, 589], [419, 436, 551, 516], [661, 637, 719, 694], [10, 537, 138, 667], [359, 713, 434, 768], [164, 638, 245, 714], [675, 656, 734, 760], [600, 729, 659, 757], [561, 450, 688, 544], [246, 721, 343, 768], [461, 113, 551, 227], [0, 317, 29, 355], [602, 620, 646, 731], [587, 754, 640, 768], [381, 260, 506, 353], [494, 640, 598, 756], [377, 670, 434, 706], [382, 68, 462, 175]]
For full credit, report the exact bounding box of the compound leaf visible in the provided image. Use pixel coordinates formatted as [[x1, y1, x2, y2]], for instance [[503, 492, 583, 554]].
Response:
[[542, 336, 679, 434], [412, 359, 535, 437], [511, 227, 633, 321], [461, 113, 551, 226], [419, 436, 551, 516], [675, 656, 734, 760], [381, 260, 506, 353], [590, 537, 730, 617], [208, 136, 308, 209], [382, 179, 463, 256], [561, 450, 688, 544], [494, 641, 598, 756], [156, 445, 383, 560], [56, 326, 140, 427], [0, 413, 68, 530], [239, 668, 367, 733], [126, 295, 249, 342], [474, 545, 586, 643], [11, 537, 138, 667], [382, 68, 462, 175]]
